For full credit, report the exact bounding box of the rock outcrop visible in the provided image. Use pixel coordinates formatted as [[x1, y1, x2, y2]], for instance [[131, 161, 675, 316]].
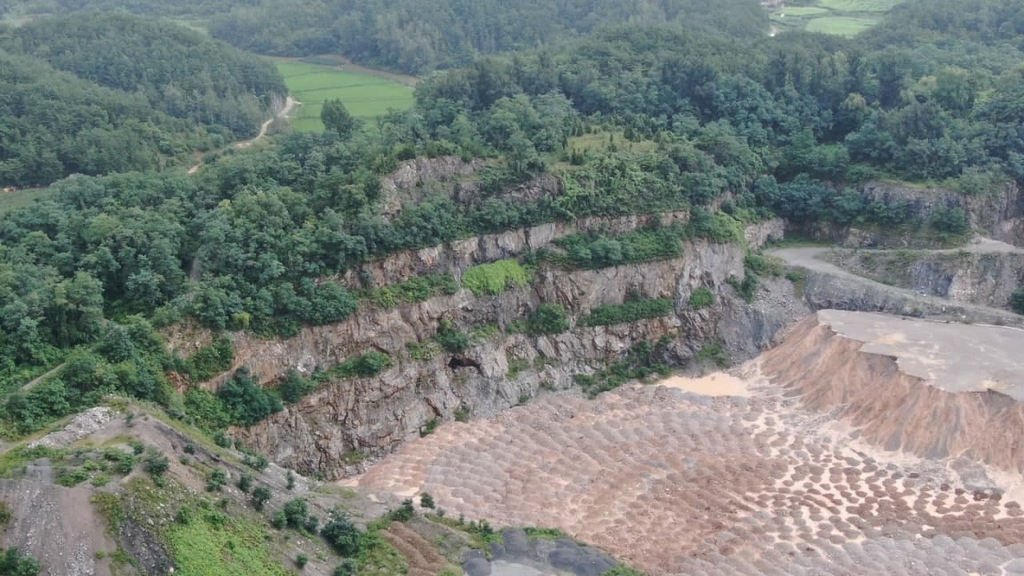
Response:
[[802, 179, 1024, 248]]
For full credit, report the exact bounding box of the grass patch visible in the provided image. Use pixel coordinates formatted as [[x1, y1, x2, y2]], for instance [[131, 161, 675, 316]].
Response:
[[275, 60, 415, 132], [524, 527, 571, 541], [166, 507, 291, 576], [317, 352, 393, 381], [816, 0, 902, 12], [461, 259, 531, 296], [688, 287, 715, 310], [0, 187, 53, 218], [805, 16, 879, 36]]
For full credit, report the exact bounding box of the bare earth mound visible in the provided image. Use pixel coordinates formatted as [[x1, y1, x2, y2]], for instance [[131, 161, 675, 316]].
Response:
[[354, 311, 1024, 575]]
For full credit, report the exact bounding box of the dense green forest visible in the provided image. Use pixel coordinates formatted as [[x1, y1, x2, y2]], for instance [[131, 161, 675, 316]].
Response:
[[0, 13, 285, 186], [4, 0, 769, 74], [1, 0, 1024, 438]]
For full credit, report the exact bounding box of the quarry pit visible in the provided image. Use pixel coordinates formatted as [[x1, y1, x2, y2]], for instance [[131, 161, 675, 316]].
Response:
[[353, 310, 1024, 575]]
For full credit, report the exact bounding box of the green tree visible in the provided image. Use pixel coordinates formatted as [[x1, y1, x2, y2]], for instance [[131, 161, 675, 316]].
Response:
[[320, 515, 362, 556], [321, 99, 357, 138]]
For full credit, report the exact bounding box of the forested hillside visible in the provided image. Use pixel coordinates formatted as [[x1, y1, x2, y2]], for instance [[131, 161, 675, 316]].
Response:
[[1, 0, 1024, 481], [3, 0, 769, 74], [0, 14, 286, 186], [7, 13, 286, 134]]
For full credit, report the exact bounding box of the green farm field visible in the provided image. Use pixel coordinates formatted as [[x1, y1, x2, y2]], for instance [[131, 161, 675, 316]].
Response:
[[275, 59, 415, 133], [0, 187, 53, 217], [770, 0, 904, 37]]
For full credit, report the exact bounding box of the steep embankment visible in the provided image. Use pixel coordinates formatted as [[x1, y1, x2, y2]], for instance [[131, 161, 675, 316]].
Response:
[[762, 310, 1024, 471], [820, 241, 1024, 311]]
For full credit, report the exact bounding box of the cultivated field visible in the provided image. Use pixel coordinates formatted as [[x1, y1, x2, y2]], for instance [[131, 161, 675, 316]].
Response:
[[0, 187, 53, 217], [770, 0, 904, 37], [275, 58, 415, 133]]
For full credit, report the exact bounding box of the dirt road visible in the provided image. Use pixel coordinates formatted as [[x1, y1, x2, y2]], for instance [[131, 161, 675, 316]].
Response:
[[770, 238, 1024, 322], [187, 95, 299, 174]]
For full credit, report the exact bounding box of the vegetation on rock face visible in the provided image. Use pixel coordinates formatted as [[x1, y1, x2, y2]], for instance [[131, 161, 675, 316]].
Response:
[[525, 304, 570, 335], [1011, 288, 1024, 315], [581, 299, 675, 327], [461, 260, 532, 296]]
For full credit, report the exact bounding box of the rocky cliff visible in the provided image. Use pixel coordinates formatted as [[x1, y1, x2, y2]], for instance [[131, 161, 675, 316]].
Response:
[[202, 219, 807, 479]]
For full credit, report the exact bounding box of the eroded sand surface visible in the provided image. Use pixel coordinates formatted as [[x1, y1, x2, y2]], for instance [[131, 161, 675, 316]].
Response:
[[355, 311, 1024, 575]]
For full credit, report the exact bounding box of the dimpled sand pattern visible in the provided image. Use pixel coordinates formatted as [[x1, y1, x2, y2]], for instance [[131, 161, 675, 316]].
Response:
[[354, 312, 1024, 575]]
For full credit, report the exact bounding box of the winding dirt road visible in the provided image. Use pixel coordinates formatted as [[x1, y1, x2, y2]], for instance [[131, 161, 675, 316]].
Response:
[[187, 95, 299, 174]]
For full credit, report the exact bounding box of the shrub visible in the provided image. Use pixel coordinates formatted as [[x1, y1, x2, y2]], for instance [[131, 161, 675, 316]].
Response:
[[206, 469, 227, 492], [420, 493, 435, 509], [283, 498, 308, 529], [55, 468, 90, 487], [271, 510, 287, 529], [286, 470, 296, 490], [278, 370, 316, 404], [436, 320, 470, 353], [303, 515, 320, 534], [142, 451, 169, 477], [555, 228, 682, 269], [321, 515, 362, 556], [237, 473, 253, 493], [186, 335, 234, 382], [295, 553, 309, 569], [182, 443, 196, 455], [244, 454, 269, 471], [525, 304, 570, 335], [251, 486, 272, 511], [462, 259, 531, 296], [1012, 287, 1024, 315], [728, 274, 758, 303], [334, 559, 357, 576], [581, 298, 674, 327], [390, 499, 416, 522], [688, 287, 715, 309], [0, 547, 41, 576]]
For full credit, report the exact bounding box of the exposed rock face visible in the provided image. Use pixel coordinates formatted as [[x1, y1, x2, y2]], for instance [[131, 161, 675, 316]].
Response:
[[762, 311, 1024, 471], [823, 248, 1024, 311], [229, 221, 804, 478], [802, 180, 1024, 248], [379, 156, 560, 223]]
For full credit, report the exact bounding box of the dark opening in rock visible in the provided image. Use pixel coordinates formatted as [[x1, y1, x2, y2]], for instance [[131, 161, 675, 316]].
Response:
[[448, 356, 482, 371]]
